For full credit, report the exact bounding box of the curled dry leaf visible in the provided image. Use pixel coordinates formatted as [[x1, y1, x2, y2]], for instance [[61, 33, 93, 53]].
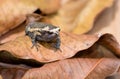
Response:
[[0, 32, 99, 63], [78, 33, 120, 58], [72, 33, 120, 58], [97, 34, 120, 57], [47, 0, 114, 34], [22, 58, 120, 79], [0, 31, 120, 63], [0, 0, 36, 36], [74, 42, 117, 58], [0, 0, 60, 36]]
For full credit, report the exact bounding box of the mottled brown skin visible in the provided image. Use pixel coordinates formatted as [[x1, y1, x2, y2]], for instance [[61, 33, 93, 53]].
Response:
[[25, 22, 61, 51]]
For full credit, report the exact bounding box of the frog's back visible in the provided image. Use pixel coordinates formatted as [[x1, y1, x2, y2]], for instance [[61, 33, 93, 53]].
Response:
[[27, 22, 57, 29]]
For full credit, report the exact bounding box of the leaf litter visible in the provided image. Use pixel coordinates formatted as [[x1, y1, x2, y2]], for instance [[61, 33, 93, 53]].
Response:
[[0, 0, 120, 79]]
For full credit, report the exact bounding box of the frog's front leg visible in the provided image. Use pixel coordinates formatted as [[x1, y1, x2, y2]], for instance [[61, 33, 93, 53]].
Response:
[[31, 33, 40, 51], [54, 36, 61, 51], [31, 38, 36, 48]]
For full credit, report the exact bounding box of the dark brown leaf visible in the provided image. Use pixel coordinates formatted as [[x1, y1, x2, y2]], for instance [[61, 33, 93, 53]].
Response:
[[98, 34, 120, 57]]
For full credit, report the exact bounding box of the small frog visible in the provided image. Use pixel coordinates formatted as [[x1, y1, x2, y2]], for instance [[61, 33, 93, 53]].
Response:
[[25, 22, 61, 51]]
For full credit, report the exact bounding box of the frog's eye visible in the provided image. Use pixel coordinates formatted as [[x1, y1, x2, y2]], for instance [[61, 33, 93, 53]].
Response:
[[47, 31, 53, 34], [58, 28, 60, 31], [55, 27, 60, 32], [25, 31, 29, 35], [25, 31, 32, 36]]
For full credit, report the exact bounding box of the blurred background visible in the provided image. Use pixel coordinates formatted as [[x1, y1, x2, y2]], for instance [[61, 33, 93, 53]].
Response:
[[0, 0, 120, 43]]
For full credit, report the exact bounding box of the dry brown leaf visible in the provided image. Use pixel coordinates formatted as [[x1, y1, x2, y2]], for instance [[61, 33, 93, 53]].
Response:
[[0, 32, 120, 63], [0, 0, 60, 36], [0, 23, 25, 43], [0, 32, 99, 63], [74, 43, 117, 58], [0, 0, 36, 36], [0, 62, 30, 79], [0, 31, 120, 63], [0, 13, 43, 43], [97, 34, 120, 57], [22, 58, 120, 79], [47, 0, 113, 34], [73, 33, 120, 58]]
